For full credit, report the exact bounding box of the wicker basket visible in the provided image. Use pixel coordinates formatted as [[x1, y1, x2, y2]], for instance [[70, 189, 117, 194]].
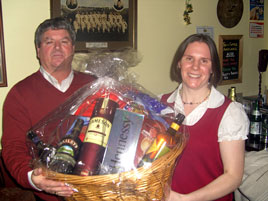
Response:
[[46, 138, 186, 201]]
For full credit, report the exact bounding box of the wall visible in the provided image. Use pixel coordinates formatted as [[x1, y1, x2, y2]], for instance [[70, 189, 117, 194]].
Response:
[[133, 0, 268, 96], [0, 0, 267, 145]]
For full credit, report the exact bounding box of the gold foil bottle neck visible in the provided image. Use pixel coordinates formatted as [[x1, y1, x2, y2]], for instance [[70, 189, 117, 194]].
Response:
[[228, 87, 237, 101]]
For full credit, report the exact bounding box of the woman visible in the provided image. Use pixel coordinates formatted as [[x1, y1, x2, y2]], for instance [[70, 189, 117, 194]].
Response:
[[162, 34, 249, 201]]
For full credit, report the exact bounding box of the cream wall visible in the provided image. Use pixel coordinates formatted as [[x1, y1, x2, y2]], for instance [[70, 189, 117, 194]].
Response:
[[0, 0, 268, 145], [134, 0, 268, 96]]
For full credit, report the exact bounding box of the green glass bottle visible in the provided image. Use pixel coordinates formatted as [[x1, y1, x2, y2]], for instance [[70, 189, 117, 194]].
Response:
[[248, 100, 262, 151], [49, 118, 84, 174], [260, 114, 268, 150]]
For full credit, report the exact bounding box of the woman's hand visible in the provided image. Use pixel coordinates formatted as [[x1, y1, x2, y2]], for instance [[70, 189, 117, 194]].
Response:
[[31, 168, 75, 197]]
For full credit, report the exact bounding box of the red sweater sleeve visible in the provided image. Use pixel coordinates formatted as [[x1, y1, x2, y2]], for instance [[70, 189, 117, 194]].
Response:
[[2, 71, 96, 190], [2, 85, 34, 188]]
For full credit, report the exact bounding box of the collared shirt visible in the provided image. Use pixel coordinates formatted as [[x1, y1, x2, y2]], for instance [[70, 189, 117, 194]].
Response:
[[164, 84, 249, 142], [40, 66, 74, 92]]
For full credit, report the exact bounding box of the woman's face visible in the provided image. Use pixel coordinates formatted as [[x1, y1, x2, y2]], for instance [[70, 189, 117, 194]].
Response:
[[179, 41, 212, 90]]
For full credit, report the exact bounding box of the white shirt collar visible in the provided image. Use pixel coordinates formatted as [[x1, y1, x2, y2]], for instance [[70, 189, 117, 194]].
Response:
[[39, 66, 74, 92], [166, 84, 225, 126]]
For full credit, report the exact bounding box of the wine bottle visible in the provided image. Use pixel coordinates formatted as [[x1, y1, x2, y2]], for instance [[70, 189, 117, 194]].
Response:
[[260, 114, 268, 150], [248, 100, 262, 151], [74, 98, 119, 176], [138, 113, 185, 167], [27, 131, 56, 165], [49, 118, 84, 174]]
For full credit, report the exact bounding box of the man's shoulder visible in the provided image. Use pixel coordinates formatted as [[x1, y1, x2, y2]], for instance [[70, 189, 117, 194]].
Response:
[[4, 71, 44, 107], [14, 71, 42, 88], [7, 71, 43, 95], [73, 71, 97, 83]]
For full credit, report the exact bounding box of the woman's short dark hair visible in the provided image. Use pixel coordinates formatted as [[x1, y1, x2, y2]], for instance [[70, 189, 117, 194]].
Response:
[[170, 34, 222, 87], [34, 17, 76, 48]]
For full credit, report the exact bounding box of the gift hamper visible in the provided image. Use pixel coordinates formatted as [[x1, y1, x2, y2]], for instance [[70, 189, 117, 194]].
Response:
[[27, 50, 188, 201]]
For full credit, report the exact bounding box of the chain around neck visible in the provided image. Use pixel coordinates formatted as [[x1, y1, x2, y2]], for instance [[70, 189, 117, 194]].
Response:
[[181, 90, 211, 105]]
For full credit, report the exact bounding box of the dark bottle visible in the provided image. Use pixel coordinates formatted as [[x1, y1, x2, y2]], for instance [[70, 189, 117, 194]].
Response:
[[49, 118, 84, 174], [138, 113, 185, 167], [27, 131, 56, 166], [74, 98, 119, 176], [260, 114, 268, 150], [248, 100, 262, 151], [228, 87, 237, 102], [257, 94, 264, 108]]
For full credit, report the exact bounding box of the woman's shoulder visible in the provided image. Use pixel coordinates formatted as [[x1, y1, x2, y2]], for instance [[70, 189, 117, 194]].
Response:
[[226, 101, 248, 118], [159, 88, 179, 103], [219, 101, 249, 141], [159, 91, 174, 102]]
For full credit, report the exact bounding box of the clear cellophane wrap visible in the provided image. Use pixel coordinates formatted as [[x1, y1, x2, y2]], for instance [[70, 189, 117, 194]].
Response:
[[27, 49, 188, 201]]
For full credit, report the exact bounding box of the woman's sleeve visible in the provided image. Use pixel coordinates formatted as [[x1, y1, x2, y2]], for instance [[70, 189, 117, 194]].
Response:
[[218, 101, 249, 142]]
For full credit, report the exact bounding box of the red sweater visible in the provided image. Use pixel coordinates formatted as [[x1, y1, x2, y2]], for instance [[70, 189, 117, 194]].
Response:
[[161, 94, 233, 201], [2, 70, 95, 200]]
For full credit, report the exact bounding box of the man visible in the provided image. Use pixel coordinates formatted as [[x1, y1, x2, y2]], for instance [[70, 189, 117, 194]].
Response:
[[1, 17, 96, 200]]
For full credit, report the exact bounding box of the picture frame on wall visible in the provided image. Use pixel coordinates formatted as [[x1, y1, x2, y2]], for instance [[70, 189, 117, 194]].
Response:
[[50, 0, 137, 52], [218, 35, 243, 85], [0, 0, 7, 87]]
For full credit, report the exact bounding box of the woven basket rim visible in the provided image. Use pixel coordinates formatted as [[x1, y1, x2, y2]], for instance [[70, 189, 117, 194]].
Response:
[[46, 139, 186, 183], [44, 139, 187, 201]]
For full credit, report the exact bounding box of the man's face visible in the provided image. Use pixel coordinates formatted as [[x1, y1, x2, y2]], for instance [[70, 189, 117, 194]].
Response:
[[37, 29, 75, 74]]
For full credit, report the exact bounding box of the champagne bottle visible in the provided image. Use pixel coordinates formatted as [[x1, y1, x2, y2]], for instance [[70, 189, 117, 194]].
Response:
[[228, 87, 237, 101], [74, 98, 119, 176], [138, 113, 185, 167], [27, 131, 56, 165], [248, 100, 262, 151], [49, 118, 84, 174]]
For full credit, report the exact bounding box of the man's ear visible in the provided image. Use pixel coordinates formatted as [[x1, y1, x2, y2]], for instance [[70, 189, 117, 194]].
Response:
[[72, 45, 75, 54], [36, 47, 40, 59]]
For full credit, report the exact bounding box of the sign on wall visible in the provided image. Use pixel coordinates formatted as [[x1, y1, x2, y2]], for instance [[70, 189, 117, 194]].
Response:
[[218, 35, 243, 85]]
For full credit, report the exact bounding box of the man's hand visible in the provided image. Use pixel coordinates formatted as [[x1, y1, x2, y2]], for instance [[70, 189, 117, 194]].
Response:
[[31, 168, 75, 197]]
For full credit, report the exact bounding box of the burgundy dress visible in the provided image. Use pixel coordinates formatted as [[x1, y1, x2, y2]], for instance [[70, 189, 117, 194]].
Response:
[[161, 93, 233, 201]]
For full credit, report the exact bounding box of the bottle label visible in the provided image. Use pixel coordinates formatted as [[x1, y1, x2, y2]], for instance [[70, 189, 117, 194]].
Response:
[[145, 138, 171, 160], [250, 122, 262, 135], [59, 138, 78, 150], [84, 117, 112, 147], [170, 122, 180, 131], [154, 144, 170, 160], [57, 144, 75, 157], [252, 110, 261, 116]]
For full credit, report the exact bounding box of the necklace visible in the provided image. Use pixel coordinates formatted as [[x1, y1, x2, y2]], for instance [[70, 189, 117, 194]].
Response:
[[181, 90, 211, 105]]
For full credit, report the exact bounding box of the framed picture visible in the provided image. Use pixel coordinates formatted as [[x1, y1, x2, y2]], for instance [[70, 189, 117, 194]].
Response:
[[50, 0, 137, 52], [0, 0, 7, 87], [218, 35, 243, 85]]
